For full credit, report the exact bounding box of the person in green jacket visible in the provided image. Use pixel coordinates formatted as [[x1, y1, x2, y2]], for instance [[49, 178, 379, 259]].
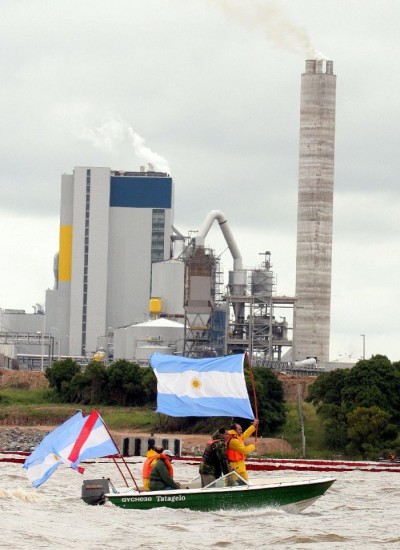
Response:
[[199, 427, 230, 487], [149, 448, 181, 491]]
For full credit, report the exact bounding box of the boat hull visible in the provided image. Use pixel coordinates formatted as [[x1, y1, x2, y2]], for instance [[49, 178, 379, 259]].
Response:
[[105, 477, 335, 512]]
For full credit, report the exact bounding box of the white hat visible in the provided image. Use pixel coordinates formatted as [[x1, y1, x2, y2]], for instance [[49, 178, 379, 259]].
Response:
[[163, 449, 174, 457]]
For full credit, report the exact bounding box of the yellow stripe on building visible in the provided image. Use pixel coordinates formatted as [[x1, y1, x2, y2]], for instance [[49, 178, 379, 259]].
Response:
[[59, 225, 72, 282]]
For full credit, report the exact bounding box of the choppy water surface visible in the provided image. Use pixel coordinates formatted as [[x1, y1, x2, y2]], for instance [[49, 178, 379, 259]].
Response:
[[1, 459, 400, 549]]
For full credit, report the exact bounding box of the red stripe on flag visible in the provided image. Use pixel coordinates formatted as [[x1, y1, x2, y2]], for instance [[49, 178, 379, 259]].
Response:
[[68, 410, 99, 464]]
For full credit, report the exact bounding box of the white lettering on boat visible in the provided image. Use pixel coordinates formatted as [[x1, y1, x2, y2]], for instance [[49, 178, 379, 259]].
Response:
[[156, 495, 186, 502], [119, 494, 187, 504], [121, 496, 153, 503]]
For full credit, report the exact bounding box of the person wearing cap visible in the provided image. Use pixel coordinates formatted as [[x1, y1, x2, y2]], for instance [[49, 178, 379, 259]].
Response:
[[149, 446, 181, 491], [226, 419, 258, 481], [199, 427, 230, 487]]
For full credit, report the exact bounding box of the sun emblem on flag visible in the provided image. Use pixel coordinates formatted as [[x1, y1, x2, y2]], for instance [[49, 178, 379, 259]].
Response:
[[191, 377, 201, 390]]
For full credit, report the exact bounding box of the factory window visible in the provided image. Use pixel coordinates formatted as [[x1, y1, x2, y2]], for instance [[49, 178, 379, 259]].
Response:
[[152, 253, 164, 263], [151, 209, 165, 265]]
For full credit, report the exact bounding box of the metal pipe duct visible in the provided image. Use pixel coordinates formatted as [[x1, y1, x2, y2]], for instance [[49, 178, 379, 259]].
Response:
[[195, 210, 242, 271]]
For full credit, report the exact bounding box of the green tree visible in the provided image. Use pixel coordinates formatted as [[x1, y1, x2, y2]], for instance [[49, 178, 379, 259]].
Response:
[[245, 367, 286, 436], [346, 406, 397, 459], [107, 360, 144, 406], [140, 366, 157, 404], [45, 358, 81, 395], [307, 355, 400, 454], [307, 368, 350, 411], [322, 405, 349, 450], [67, 371, 89, 403], [342, 356, 400, 422], [75, 361, 109, 404], [306, 369, 350, 450]]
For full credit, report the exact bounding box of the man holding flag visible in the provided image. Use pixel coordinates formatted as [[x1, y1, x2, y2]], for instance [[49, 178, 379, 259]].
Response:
[[226, 419, 259, 481]]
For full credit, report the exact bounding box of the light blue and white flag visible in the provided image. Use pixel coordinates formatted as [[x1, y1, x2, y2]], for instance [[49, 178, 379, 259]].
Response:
[[23, 411, 86, 488], [65, 410, 119, 468], [23, 410, 119, 488], [150, 353, 254, 419]]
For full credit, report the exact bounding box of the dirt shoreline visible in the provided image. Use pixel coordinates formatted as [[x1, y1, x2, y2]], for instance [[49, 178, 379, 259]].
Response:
[[0, 425, 293, 456], [111, 430, 293, 456]]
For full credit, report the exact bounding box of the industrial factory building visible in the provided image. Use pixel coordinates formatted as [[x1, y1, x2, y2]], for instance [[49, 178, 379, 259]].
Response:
[[1, 59, 337, 371], [45, 167, 174, 357]]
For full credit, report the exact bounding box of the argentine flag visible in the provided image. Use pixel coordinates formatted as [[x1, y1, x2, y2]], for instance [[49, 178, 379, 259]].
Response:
[[23, 410, 119, 488], [23, 411, 85, 488], [65, 410, 119, 468], [150, 353, 254, 419]]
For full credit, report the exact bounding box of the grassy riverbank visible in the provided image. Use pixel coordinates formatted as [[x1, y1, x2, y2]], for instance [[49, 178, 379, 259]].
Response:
[[0, 386, 328, 458], [281, 401, 328, 458], [0, 387, 155, 431]]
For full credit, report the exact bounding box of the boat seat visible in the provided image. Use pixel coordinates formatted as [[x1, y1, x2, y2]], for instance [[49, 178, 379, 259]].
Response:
[[183, 480, 202, 489]]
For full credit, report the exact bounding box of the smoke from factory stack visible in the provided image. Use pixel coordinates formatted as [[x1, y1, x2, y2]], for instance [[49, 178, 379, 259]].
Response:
[[294, 59, 337, 366], [79, 114, 171, 174], [210, 0, 329, 60]]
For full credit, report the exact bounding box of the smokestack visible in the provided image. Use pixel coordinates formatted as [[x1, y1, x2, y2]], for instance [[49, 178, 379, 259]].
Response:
[[293, 59, 337, 366]]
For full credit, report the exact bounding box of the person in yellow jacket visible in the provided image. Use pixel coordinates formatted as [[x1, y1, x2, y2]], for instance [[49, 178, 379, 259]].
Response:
[[142, 447, 159, 490], [226, 419, 258, 481]]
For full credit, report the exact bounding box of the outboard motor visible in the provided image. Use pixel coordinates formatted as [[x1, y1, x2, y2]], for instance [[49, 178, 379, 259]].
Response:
[[81, 478, 110, 505]]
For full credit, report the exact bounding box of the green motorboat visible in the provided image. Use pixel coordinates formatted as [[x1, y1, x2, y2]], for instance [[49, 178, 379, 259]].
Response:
[[81, 354, 335, 512], [97, 472, 335, 512]]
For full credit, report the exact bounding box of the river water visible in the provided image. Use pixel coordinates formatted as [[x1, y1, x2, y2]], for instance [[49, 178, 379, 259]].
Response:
[[1, 458, 400, 549]]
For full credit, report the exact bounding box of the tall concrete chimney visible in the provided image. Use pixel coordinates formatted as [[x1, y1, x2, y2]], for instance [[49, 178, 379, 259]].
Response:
[[293, 59, 337, 366]]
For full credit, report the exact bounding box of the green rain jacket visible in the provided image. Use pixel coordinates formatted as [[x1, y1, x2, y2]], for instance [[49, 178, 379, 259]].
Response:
[[199, 431, 229, 478], [149, 458, 180, 491]]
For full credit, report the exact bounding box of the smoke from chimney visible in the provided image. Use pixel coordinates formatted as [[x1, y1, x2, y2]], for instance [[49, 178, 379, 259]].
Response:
[[210, 0, 329, 60], [79, 114, 171, 174]]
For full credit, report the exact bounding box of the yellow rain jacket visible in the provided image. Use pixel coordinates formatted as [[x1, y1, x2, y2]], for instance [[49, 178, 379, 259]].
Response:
[[142, 449, 158, 490], [226, 425, 256, 481]]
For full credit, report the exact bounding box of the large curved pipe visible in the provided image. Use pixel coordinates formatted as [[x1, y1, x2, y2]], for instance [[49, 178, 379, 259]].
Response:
[[194, 210, 242, 271]]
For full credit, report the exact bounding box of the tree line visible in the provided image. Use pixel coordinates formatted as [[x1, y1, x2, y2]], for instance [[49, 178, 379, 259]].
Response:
[[307, 354, 400, 459], [45, 357, 286, 436], [46, 358, 157, 407], [45, 354, 400, 456]]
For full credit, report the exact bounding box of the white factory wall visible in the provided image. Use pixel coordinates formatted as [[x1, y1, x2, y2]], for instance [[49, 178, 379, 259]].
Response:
[[151, 260, 185, 316]]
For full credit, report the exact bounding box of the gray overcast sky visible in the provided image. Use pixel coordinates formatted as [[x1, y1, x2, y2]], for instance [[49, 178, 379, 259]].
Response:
[[1, 0, 399, 362]]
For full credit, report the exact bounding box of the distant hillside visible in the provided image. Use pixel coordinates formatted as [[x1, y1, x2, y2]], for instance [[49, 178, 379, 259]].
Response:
[[276, 373, 316, 401], [0, 368, 48, 390]]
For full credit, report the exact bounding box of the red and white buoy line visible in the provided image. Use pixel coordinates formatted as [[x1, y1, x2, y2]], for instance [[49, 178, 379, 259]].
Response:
[[3, 451, 400, 473], [1, 451, 30, 464], [173, 455, 400, 473]]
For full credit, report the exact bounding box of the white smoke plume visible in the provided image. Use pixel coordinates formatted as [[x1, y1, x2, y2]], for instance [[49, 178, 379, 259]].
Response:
[[79, 114, 171, 174], [210, 0, 329, 60]]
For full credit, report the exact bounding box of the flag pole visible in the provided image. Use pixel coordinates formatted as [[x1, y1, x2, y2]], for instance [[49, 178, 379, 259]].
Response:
[[245, 352, 259, 441], [96, 410, 141, 491]]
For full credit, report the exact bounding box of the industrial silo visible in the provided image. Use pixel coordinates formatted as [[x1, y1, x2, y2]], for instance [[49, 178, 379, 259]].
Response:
[[126, 318, 184, 363], [151, 259, 185, 318]]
